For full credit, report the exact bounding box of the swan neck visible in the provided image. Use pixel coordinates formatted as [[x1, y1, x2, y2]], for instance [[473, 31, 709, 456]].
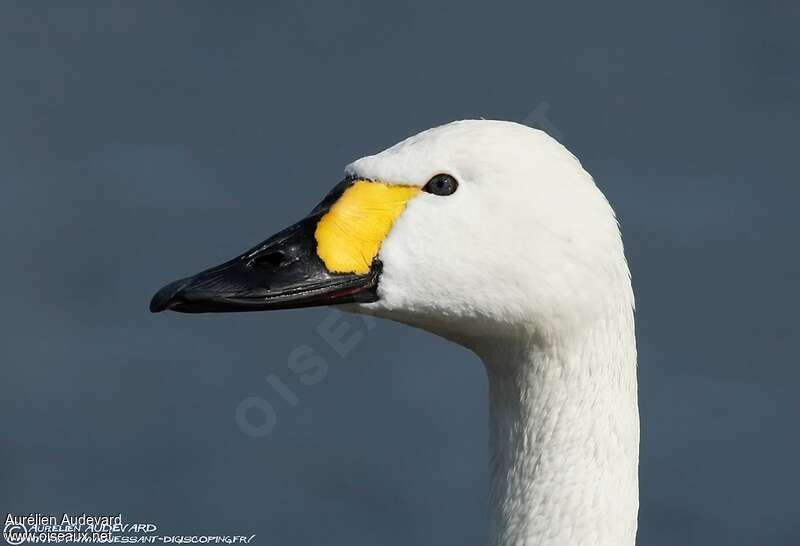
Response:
[[478, 315, 639, 546]]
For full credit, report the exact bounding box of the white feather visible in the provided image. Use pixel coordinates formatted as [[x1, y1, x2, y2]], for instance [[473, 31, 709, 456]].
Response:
[[347, 120, 638, 546]]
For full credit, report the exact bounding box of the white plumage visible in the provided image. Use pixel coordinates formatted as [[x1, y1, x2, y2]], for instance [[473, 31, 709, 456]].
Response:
[[152, 119, 639, 546], [346, 120, 639, 546]]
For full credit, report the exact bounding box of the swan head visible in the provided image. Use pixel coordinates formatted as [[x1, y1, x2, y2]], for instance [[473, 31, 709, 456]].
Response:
[[151, 120, 632, 345]]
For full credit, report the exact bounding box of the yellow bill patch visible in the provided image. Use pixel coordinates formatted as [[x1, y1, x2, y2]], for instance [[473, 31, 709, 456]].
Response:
[[315, 180, 420, 274]]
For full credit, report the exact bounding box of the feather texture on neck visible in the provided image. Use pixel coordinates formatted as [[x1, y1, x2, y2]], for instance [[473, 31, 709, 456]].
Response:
[[476, 304, 638, 546]]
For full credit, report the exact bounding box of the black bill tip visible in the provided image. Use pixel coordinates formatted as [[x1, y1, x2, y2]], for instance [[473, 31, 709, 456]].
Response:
[[149, 278, 190, 313]]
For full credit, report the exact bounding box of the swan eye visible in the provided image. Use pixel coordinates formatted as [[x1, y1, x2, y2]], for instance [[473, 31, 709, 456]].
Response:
[[423, 174, 458, 196]]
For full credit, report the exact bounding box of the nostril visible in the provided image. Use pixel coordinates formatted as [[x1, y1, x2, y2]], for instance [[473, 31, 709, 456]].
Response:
[[253, 251, 286, 268]]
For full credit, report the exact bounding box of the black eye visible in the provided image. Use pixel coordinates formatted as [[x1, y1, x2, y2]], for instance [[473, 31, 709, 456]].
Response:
[[422, 174, 458, 196]]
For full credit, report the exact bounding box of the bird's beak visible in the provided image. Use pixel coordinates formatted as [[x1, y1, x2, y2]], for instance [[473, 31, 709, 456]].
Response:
[[149, 178, 383, 313]]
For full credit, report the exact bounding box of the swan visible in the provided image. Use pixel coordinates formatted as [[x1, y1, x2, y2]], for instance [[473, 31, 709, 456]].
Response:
[[150, 120, 639, 546]]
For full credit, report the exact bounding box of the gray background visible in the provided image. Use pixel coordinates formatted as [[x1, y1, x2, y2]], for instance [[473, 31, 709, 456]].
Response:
[[2, 2, 798, 545]]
